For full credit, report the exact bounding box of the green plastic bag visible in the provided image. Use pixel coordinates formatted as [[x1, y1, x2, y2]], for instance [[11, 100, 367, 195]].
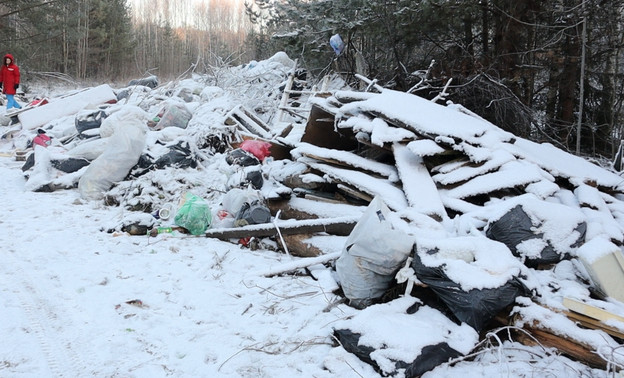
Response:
[[174, 192, 212, 235]]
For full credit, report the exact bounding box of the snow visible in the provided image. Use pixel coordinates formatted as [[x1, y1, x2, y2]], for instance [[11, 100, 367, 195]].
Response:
[[1, 52, 624, 377]]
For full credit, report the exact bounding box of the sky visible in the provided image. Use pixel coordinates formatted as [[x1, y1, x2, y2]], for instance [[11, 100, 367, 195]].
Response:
[[0, 51, 622, 377]]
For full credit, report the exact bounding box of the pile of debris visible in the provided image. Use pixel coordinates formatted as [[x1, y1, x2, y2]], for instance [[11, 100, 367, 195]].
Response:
[[3, 51, 624, 376], [268, 86, 624, 375]]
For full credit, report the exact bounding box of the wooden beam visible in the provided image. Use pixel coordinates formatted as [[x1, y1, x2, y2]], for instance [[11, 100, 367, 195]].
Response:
[[515, 327, 609, 369], [563, 297, 624, 323], [204, 216, 359, 240]]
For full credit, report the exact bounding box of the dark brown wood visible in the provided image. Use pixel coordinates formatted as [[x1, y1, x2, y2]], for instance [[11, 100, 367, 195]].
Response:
[[563, 310, 624, 340], [301, 105, 358, 151], [279, 234, 324, 257], [204, 216, 358, 240], [515, 326, 610, 370], [267, 199, 320, 219]]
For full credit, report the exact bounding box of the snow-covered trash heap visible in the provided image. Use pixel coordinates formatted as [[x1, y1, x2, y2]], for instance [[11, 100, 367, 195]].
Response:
[[286, 84, 624, 374], [3, 51, 624, 376]]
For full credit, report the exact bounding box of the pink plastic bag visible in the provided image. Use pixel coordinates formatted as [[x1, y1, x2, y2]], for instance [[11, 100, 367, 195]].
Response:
[[240, 140, 271, 161]]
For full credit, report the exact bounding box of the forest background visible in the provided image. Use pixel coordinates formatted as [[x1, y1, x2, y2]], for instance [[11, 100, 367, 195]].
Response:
[[1, 0, 623, 161]]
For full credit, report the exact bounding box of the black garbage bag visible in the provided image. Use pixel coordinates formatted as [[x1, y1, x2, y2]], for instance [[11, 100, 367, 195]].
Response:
[[128, 75, 158, 89], [21, 152, 35, 172], [332, 297, 478, 377], [116, 89, 130, 101], [154, 141, 198, 169], [411, 249, 528, 332], [225, 148, 260, 167], [335, 329, 463, 378], [485, 204, 586, 267], [245, 169, 263, 190], [234, 200, 271, 227], [21, 154, 89, 174], [51, 157, 91, 173], [75, 109, 107, 133]]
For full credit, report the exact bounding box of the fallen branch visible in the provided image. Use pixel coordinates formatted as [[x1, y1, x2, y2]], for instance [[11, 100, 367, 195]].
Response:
[[252, 251, 342, 277]]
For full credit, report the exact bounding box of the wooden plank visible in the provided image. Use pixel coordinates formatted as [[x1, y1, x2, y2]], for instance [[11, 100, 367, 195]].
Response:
[[393, 143, 447, 220], [254, 251, 342, 277], [515, 327, 609, 369], [336, 184, 373, 203], [301, 105, 358, 151], [563, 309, 624, 340], [226, 105, 273, 139], [301, 158, 408, 211], [563, 297, 624, 324], [204, 216, 359, 240], [301, 152, 397, 182]]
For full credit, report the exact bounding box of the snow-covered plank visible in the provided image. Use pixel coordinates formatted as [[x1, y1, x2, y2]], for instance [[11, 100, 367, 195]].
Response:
[[299, 157, 408, 211], [204, 215, 359, 240], [225, 104, 272, 139], [443, 160, 545, 200], [406, 139, 446, 157], [291, 142, 399, 182], [338, 116, 416, 146], [336, 88, 514, 146], [393, 143, 447, 220], [431, 158, 471, 175], [505, 138, 624, 190], [19, 84, 117, 130], [575, 184, 609, 212], [525, 180, 560, 199], [432, 150, 516, 185]]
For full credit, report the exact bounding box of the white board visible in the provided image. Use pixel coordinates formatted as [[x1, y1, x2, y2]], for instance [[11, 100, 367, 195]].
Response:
[[19, 84, 117, 130]]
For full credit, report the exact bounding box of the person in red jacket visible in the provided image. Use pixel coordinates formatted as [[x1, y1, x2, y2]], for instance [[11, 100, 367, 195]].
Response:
[[0, 53, 22, 110]]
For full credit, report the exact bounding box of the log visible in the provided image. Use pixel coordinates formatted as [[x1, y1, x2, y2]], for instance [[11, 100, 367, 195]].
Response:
[[204, 216, 359, 240]]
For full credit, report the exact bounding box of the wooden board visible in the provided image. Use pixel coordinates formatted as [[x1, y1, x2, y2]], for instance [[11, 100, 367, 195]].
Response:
[[393, 143, 447, 220], [563, 297, 624, 324], [301, 105, 358, 151], [562, 308, 624, 340], [514, 326, 609, 369], [204, 216, 358, 240]]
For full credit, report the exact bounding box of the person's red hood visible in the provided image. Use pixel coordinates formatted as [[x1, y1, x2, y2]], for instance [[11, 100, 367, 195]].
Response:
[[3, 54, 14, 65]]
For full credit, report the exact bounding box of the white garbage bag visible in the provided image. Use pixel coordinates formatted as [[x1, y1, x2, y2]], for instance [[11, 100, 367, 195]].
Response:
[[78, 106, 147, 200], [336, 196, 415, 308]]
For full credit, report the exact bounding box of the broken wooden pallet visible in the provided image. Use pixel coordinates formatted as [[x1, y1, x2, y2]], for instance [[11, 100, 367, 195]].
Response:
[[225, 104, 272, 139]]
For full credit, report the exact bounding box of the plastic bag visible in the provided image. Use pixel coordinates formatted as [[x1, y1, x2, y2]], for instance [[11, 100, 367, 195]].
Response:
[[75, 109, 107, 133], [410, 247, 528, 332], [234, 200, 271, 227], [225, 148, 260, 166], [335, 197, 415, 308], [78, 107, 147, 200], [330, 34, 345, 56], [240, 139, 271, 161], [152, 102, 192, 130], [485, 203, 586, 267], [174, 192, 212, 235]]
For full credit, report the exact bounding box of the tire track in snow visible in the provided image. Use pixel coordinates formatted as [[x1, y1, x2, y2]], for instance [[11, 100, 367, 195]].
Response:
[[1, 251, 91, 377]]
